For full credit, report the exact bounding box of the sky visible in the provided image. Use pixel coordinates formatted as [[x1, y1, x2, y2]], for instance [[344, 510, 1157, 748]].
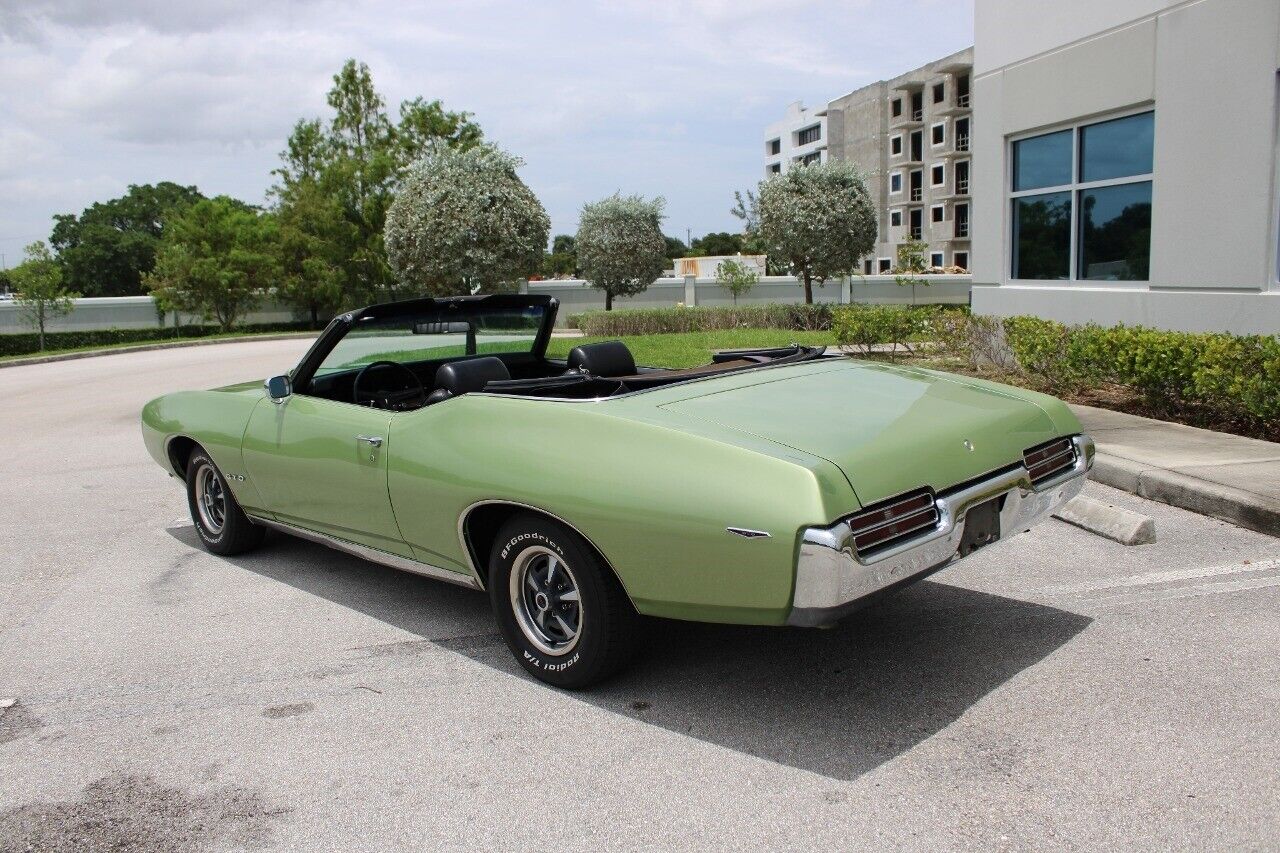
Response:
[[0, 0, 973, 264]]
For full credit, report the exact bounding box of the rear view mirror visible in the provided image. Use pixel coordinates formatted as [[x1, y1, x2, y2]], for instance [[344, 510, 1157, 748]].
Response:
[[264, 374, 292, 403]]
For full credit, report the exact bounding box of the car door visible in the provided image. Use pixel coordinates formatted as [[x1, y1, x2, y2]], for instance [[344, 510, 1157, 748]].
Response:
[[242, 394, 412, 557]]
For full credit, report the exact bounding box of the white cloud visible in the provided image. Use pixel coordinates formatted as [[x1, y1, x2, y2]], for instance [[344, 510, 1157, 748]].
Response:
[[0, 0, 973, 244]]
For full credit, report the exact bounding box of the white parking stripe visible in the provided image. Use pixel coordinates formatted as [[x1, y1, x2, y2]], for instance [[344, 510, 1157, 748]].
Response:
[[1044, 557, 1280, 595], [1086, 575, 1280, 609]]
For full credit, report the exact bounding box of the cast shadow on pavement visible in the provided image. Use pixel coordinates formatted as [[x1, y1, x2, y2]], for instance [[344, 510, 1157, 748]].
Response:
[[170, 525, 1093, 781]]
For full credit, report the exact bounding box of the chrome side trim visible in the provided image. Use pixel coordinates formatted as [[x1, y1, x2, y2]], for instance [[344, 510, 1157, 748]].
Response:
[[789, 433, 1094, 627], [727, 527, 772, 539], [250, 516, 482, 590]]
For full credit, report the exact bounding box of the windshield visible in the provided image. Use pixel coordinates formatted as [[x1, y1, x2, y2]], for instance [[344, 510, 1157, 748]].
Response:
[[315, 304, 547, 376]]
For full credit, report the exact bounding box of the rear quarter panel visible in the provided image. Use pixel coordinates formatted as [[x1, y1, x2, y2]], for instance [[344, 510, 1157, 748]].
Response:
[[387, 394, 858, 625]]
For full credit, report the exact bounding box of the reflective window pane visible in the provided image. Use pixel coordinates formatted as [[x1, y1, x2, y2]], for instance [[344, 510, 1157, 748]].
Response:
[[1078, 181, 1152, 280], [1012, 129, 1072, 191], [1012, 192, 1071, 279], [1080, 111, 1153, 183]]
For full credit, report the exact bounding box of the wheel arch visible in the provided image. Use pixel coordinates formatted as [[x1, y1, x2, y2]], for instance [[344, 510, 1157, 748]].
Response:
[[458, 501, 632, 600], [165, 435, 199, 480]]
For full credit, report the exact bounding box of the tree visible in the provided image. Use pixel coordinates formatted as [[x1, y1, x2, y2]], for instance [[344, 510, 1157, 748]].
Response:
[[687, 231, 744, 257], [541, 234, 578, 278], [576, 194, 667, 311], [49, 182, 204, 297], [730, 187, 783, 273], [757, 162, 877, 303], [275, 180, 350, 327], [715, 257, 758, 305], [663, 236, 688, 260], [145, 197, 279, 332], [272, 59, 483, 305], [11, 241, 77, 350], [730, 189, 760, 234], [892, 234, 931, 305], [385, 143, 549, 296]]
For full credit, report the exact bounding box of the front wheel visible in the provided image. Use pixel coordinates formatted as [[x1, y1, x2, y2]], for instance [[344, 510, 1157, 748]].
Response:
[[489, 514, 638, 689], [185, 448, 265, 556]]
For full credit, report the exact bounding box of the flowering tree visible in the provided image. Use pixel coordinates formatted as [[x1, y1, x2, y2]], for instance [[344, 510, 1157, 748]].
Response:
[[575, 193, 667, 310], [757, 162, 877, 304], [385, 143, 549, 296], [11, 241, 77, 350]]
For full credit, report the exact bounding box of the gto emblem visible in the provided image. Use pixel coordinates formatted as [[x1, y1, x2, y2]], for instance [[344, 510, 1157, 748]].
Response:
[[227, 473, 246, 482], [962, 440, 975, 452]]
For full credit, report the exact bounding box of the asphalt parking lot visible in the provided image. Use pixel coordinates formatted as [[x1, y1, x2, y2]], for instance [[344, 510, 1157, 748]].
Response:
[[1, 339, 1278, 851]]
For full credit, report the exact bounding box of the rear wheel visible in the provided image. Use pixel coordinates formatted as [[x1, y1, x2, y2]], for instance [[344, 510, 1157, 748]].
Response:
[[185, 448, 264, 556], [488, 513, 638, 689]]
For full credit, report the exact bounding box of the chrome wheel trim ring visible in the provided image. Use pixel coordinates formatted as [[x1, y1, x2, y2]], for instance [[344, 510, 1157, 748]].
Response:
[[194, 462, 227, 536], [509, 545, 583, 657]]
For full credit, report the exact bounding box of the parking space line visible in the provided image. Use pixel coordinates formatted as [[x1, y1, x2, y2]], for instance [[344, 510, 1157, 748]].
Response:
[[1042, 557, 1280, 595]]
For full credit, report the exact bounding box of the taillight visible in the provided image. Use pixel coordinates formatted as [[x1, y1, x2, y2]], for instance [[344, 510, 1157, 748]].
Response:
[[845, 489, 940, 556], [1024, 437, 1076, 485]]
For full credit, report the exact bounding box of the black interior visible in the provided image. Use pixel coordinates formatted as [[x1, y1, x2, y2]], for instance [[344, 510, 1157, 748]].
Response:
[[566, 340, 636, 377], [302, 340, 829, 411]]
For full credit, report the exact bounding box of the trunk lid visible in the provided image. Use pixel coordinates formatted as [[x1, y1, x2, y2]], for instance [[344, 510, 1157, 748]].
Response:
[[656, 359, 1060, 506]]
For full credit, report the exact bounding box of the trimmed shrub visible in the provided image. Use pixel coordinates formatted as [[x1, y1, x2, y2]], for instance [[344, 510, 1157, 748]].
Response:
[[831, 305, 941, 360], [0, 321, 314, 358], [1002, 317, 1280, 433]]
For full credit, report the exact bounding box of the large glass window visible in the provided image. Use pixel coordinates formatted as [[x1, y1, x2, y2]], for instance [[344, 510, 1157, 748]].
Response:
[[1080, 112, 1154, 182], [1013, 192, 1071, 280], [1012, 129, 1072, 191], [1079, 182, 1152, 280], [1008, 110, 1154, 281]]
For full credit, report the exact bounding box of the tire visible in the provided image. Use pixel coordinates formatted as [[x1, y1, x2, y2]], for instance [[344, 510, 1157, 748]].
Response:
[[488, 513, 638, 689], [185, 447, 265, 556]]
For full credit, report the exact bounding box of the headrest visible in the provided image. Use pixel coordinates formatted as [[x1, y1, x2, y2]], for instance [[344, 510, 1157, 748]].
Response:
[[434, 357, 510, 395], [567, 340, 636, 377]]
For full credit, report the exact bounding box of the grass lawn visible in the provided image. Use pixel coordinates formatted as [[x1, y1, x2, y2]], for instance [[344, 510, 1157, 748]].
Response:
[[545, 329, 836, 369]]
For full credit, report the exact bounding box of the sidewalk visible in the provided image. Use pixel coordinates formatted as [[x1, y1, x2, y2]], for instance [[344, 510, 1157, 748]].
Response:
[[1072, 404, 1280, 537]]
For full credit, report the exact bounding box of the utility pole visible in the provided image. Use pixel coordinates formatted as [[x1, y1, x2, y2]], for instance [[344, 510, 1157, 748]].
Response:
[[686, 227, 691, 249]]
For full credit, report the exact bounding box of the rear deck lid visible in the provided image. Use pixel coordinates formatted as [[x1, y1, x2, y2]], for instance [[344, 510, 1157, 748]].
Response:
[[656, 359, 1060, 505]]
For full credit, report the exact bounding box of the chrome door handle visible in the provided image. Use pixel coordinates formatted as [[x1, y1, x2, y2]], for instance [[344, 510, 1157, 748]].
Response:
[[356, 435, 383, 447]]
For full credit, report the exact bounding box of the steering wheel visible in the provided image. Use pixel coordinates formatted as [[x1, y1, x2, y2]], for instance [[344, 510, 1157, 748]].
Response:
[[352, 361, 426, 410]]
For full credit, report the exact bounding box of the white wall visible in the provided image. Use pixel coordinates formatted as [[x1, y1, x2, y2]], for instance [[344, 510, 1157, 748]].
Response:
[[529, 275, 972, 325], [971, 0, 1280, 334], [0, 296, 299, 335]]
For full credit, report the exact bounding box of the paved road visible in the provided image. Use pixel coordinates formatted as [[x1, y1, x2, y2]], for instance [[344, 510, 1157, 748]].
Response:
[[1, 340, 1278, 851]]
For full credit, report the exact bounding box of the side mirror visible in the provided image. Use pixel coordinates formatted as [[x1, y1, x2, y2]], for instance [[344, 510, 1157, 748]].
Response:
[[264, 374, 292, 403]]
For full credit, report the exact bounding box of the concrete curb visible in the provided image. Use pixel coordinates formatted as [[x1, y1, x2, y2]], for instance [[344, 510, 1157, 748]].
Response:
[[1053, 495, 1156, 545], [1090, 454, 1280, 537], [0, 333, 318, 369]]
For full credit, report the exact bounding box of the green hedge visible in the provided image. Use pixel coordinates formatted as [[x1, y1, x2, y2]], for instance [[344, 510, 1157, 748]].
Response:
[[831, 305, 957, 357], [569, 303, 837, 336], [0, 322, 315, 358], [1002, 317, 1280, 431]]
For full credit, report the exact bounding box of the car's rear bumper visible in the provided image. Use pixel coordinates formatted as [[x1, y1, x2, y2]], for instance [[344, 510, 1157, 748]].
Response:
[[787, 434, 1094, 627]]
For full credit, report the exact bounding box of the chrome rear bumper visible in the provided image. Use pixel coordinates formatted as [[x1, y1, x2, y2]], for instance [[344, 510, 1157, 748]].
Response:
[[787, 434, 1093, 627]]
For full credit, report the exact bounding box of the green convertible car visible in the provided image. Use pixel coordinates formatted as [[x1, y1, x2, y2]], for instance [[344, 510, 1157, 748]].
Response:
[[142, 294, 1093, 688]]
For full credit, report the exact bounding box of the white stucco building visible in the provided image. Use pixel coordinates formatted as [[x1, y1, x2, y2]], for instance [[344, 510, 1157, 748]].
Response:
[[763, 101, 827, 175], [970, 0, 1280, 333]]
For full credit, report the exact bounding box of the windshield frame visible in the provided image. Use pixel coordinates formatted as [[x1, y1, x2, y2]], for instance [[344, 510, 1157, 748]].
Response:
[[289, 293, 559, 394]]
